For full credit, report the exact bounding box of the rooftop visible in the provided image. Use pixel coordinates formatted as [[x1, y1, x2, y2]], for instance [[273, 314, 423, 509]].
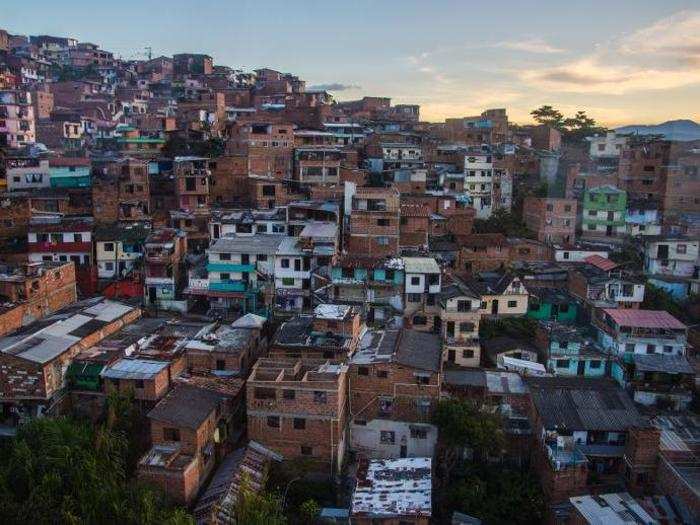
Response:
[[352, 329, 441, 372], [101, 358, 168, 380], [147, 383, 230, 430], [403, 257, 440, 274], [209, 234, 285, 254], [526, 377, 647, 432], [352, 457, 431, 518], [602, 308, 686, 330], [569, 493, 656, 525], [583, 255, 619, 272], [314, 303, 353, 321]]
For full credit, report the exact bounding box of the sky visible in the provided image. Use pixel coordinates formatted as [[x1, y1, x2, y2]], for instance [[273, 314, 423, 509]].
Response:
[[4, 0, 700, 126]]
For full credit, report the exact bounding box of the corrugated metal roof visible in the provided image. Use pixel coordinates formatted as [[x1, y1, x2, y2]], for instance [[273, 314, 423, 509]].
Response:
[[101, 358, 169, 380], [603, 308, 686, 330]]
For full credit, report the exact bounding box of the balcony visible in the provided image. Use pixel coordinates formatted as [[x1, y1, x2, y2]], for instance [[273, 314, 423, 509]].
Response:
[[145, 251, 173, 264], [546, 443, 588, 471], [206, 263, 256, 273], [209, 280, 247, 293]]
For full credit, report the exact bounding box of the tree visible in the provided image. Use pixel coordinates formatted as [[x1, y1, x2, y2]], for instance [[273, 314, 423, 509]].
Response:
[[443, 464, 545, 525], [473, 209, 534, 238], [530, 105, 564, 129], [233, 478, 287, 525], [0, 417, 192, 524], [479, 317, 538, 342]]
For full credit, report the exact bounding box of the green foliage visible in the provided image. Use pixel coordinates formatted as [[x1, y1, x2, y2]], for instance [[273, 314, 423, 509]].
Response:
[[473, 209, 534, 238], [234, 478, 287, 525], [299, 499, 321, 521], [162, 136, 225, 158], [642, 283, 686, 322], [0, 416, 192, 524], [479, 317, 538, 342], [443, 464, 545, 525], [433, 399, 505, 457], [530, 105, 607, 143]]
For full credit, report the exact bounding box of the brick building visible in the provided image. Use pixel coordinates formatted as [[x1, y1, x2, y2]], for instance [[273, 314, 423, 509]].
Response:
[[349, 328, 442, 458], [246, 358, 349, 474], [523, 197, 577, 244], [345, 185, 401, 258], [0, 261, 77, 337]]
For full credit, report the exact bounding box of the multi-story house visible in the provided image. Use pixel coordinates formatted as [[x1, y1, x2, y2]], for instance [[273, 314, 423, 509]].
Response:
[[174, 156, 211, 215], [568, 258, 645, 310], [456, 234, 509, 275], [379, 142, 423, 171], [294, 147, 341, 185], [143, 228, 188, 312], [269, 304, 362, 360], [581, 185, 627, 241], [274, 223, 338, 312], [349, 328, 442, 458], [94, 224, 148, 280], [535, 321, 609, 378], [0, 260, 77, 337], [586, 131, 627, 160], [526, 377, 659, 503], [526, 288, 579, 324], [27, 216, 93, 268], [246, 357, 349, 474], [139, 379, 244, 505], [403, 257, 442, 331], [92, 158, 151, 224], [618, 139, 671, 205], [462, 147, 495, 219], [625, 199, 662, 237], [209, 208, 287, 240], [523, 197, 577, 244], [201, 235, 284, 317], [594, 308, 688, 359], [467, 272, 529, 318], [345, 184, 401, 258], [327, 255, 405, 325], [644, 237, 699, 279], [48, 157, 91, 189], [439, 279, 481, 368], [321, 122, 366, 146], [0, 90, 35, 148], [5, 156, 50, 191], [0, 297, 141, 423]]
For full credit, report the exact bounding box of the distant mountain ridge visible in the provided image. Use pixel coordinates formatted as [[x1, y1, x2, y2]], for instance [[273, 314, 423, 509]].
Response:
[[615, 119, 700, 141]]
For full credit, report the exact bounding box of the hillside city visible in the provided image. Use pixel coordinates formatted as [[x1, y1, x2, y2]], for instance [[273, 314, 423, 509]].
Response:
[[1, 27, 700, 525]]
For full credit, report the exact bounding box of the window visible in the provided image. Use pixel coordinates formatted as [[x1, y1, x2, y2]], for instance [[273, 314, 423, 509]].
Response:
[[105, 262, 114, 271], [281, 258, 290, 268], [646, 344, 656, 354], [457, 300, 469, 312], [220, 273, 230, 281], [314, 391, 327, 404], [357, 366, 369, 376], [376, 236, 389, 245], [219, 252, 231, 260], [216, 360, 226, 370], [257, 254, 268, 262], [301, 445, 312, 456], [282, 389, 295, 400], [282, 277, 294, 286], [408, 294, 421, 303], [135, 379, 144, 389], [559, 304, 569, 313], [663, 345, 673, 353], [507, 300, 517, 308], [677, 244, 687, 254], [73, 233, 83, 243], [462, 349, 474, 359], [410, 427, 428, 439], [563, 251, 570, 260], [377, 218, 390, 226], [564, 205, 572, 212], [413, 315, 427, 325], [104, 242, 114, 252], [546, 204, 553, 212], [380, 431, 395, 444], [459, 322, 475, 332], [415, 374, 430, 385], [377, 370, 388, 378], [411, 276, 420, 286], [267, 416, 280, 428], [163, 427, 180, 441], [589, 360, 602, 369], [557, 359, 570, 368], [254, 387, 276, 400], [625, 343, 635, 353], [294, 418, 306, 430]]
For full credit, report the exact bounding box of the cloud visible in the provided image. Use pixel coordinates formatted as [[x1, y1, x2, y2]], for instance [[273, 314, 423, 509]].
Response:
[[493, 37, 564, 54], [307, 83, 361, 92], [521, 10, 700, 94]]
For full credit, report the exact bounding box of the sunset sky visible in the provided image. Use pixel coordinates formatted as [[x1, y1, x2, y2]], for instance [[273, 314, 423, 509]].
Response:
[[5, 0, 700, 126]]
